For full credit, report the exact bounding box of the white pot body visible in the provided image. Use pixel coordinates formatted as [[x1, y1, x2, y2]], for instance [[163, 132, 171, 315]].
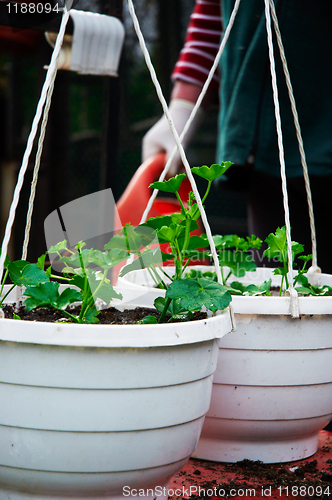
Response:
[[119, 267, 332, 463], [0, 287, 232, 499]]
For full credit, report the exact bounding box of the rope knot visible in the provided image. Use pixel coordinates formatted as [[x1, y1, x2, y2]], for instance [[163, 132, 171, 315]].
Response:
[[307, 265, 322, 287], [285, 287, 300, 318]]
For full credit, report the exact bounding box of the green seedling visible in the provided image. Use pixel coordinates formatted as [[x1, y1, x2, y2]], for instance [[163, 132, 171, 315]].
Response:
[[0, 255, 50, 308], [184, 243, 271, 296], [229, 279, 272, 296], [212, 234, 262, 286], [121, 163, 234, 322], [263, 226, 332, 296], [0, 240, 129, 323]]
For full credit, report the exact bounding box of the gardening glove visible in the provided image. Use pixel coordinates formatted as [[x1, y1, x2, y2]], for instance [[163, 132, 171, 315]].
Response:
[[142, 99, 205, 176]]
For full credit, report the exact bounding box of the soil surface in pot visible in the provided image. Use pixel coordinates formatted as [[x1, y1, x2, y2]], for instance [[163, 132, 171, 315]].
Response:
[[2, 304, 207, 324]]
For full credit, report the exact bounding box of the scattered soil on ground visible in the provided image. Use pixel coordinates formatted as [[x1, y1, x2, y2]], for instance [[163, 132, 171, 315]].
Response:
[[172, 457, 332, 499]]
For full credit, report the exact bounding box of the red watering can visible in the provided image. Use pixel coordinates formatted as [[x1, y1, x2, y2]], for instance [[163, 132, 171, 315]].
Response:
[[116, 153, 193, 224], [115, 153, 206, 273]]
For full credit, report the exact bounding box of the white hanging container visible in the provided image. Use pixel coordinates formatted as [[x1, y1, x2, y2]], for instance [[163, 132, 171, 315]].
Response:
[[116, 0, 332, 462], [0, 286, 232, 499], [117, 266, 332, 463]]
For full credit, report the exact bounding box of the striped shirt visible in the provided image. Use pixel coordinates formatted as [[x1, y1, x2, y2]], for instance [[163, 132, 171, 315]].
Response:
[[172, 0, 222, 90]]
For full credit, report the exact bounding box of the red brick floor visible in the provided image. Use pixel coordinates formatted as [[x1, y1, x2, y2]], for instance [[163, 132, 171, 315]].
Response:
[[168, 431, 332, 500]]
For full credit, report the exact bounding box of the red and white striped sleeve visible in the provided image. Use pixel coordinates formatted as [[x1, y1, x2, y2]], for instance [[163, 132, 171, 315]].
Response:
[[172, 0, 222, 90]]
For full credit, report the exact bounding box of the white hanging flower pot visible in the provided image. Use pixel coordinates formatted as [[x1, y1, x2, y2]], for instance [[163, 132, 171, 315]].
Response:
[[0, 135, 234, 498], [0, 286, 232, 499], [118, 266, 332, 463]]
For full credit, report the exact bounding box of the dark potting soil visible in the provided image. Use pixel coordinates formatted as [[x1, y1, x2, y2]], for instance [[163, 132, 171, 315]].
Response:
[[2, 304, 207, 324]]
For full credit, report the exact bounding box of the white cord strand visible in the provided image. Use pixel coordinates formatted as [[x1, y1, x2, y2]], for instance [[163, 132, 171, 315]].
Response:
[[140, 0, 242, 224], [16, 77, 57, 308], [269, 0, 320, 283], [0, 4, 72, 286], [264, 0, 299, 317], [22, 77, 56, 261], [126, 0, 241, 286]]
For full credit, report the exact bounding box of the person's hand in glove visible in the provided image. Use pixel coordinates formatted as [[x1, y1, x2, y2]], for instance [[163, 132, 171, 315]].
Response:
[[142, 81, 210, 176]]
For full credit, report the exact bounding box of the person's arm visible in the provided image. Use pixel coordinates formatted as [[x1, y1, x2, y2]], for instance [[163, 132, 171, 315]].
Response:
[[170, 80, 215, 109], [171, 0, 222, 94], [142, 0, 222, 174]]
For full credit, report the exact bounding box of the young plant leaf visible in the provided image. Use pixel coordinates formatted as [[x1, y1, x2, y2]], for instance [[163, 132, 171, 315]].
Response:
[[149, 174, 186, 193], [55, 286, 83, 309], [82, 306, 100, 323], [8, 262, 50, 287], [121, 225, 144, 254], [166, 278, 232, 313], [191, 162, 233, 182], [218, 250, 257, 278], [245, 279, 272, 296], [263, 226, 304, 263], [182, 235, 210, 251], [119, 248, 163, 277], [298, 254, 313, 266], [156, 225, 180, 243], [137, 315, 158, 324], [186, 203, 201, 221], [213, 234, 262, 252], [4, 255, 11, 268], [154, 296, 192, 321], [104, 225, 143, 254], [23, 282, 81, 311], [134, 225, 160, 246], [226, 281, 246, 295], [82, 248, 129, 270], [153, 220, 199, 245], [60, 248, 92, 267], [295, 275, 332, 296], [228, 279, 272, 296], [185, 269, 217, 282], [89, 280, 122, 303], [104, 233, 131, 252], [36, 253, 47, 271], [48, 240, 68, 255], [140, 215, 174, 231], [246, 235, 262, 250]]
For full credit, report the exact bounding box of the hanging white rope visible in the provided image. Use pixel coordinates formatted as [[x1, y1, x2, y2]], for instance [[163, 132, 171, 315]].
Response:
[[264, 0, 299, 317], [15, 77, 57, 306], [140, 0, 242, 224], [268, 0, 321, 285], [126, 0, 228, 287], [22, 77, 56, 261], [0, 1, 73, 286]]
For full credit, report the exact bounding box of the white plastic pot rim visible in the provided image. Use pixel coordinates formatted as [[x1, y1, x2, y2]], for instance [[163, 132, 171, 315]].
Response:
[[118, 266, 332, 316], [0, 285, 232, 348], [231, 294, 332, 315], [0, 309, 231, 348], [230, 267, 332, 315]]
